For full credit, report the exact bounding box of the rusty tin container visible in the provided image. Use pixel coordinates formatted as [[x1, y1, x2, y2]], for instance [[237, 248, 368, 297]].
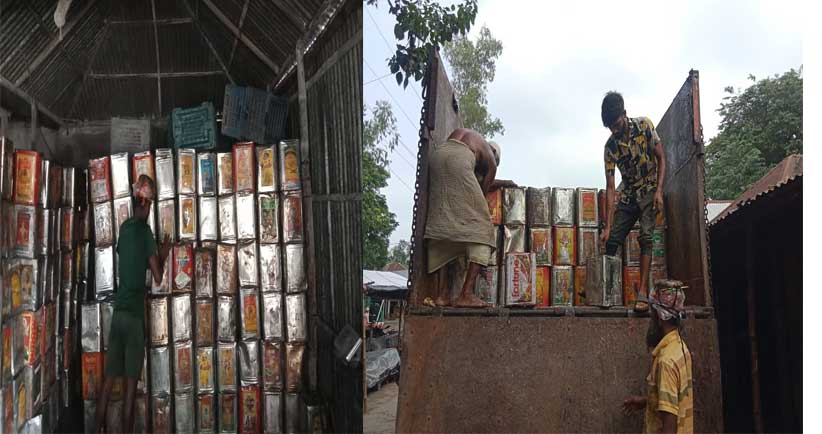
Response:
[[503, 224, 526, 254], [551, 187, 575, 226], [238, 241, 259, 288], [285, 342, 304, 393], [195, 248, 216, 298], [150, 346, 171, 396], [218, 195, 237, 241], [623, 266, 642, 307], [217, 243, 238, 295], [172, 294, 193, 343], [100, 301, 113, 350], [486, 189, 502, 225], [80, 303, 101, 353], [13, 150, 41, 206], [624, 229, 641, 267], [132, 150, 155, 182], [503, 253, 536, 307], [149, 297, 169, 346], [259, 244, 282, 293], [196, 298, 215, 347], [574, 266, 587, 306], [474, 266, 498, 306], [198, 152, 218, 197], [177, 148, 197, 196], [257, 145, 278, 193], [239, 385, 263, 433], [61, 167, 75, 208], [199, 195, 219, 242], [157, 199, 176, 243], [155, 148, 176, 200], [262, 342, 283, 392], [110, 152, 131, 199], [197, 346, 215, 394], [526, 187, 552, 227], [81, 351, 103, 400], [178, 195, 198, 241], [282, 191, 303, 244], [240, 288, 261, 340], [217, 296, 237, 342], [219, 392, 238, 434], [239, 340, 261, 386], [577, 227, 599, 266], [284, 244, 306, 293], [151, 394, 172, 433], [233, 142, 256, 193], [88, 156, 112, 204], [175, 341, 195, 392], [502, 187, 526, 225], [264, 393, 283, 434], [551, 265, 574, 307], [218, 152, 234, 196], [262, 292, 283, 342], [112, 196, 131, 241], [14, 204, 37, 258], [586, 255, 623, 307], [552, 226, 576, 266], [285, 293, 306, 342], [528, 227, 552, 266], [173, 243, 195, 293], [576, 187, 599, 228], [175, 391, 195, 433], [94, 246, 114, 298], [535, 266, 551, 308], [60, 205, 75, 249], [236, 192, 257, 240], [258, 193, 280, 244], [218, 343, 238, 393], [197, 393, 216, 432]]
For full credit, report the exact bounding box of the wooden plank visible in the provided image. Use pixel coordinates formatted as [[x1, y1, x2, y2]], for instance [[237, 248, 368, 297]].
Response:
[[87, 71, 225, 79]]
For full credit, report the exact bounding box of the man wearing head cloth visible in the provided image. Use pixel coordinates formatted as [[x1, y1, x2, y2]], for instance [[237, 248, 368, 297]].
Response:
[[623, 281, 694, 433], [96, 175, 172, 433], [424, 128, 514, 308]]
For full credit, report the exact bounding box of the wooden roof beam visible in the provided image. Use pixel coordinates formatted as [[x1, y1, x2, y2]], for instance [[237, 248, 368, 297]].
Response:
[[202, 0, 280, 74], [181, 0, 235, 84]]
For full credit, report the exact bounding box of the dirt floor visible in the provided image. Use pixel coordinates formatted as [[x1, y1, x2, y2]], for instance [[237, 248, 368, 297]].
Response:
[[364, 382, 399, 434]]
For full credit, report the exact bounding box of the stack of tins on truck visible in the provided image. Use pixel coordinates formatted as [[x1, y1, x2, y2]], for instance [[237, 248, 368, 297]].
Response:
[[396, 49, 721, 433]]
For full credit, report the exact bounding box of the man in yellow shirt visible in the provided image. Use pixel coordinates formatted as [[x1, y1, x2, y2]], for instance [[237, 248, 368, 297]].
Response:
[[623, 283, 693, 433]]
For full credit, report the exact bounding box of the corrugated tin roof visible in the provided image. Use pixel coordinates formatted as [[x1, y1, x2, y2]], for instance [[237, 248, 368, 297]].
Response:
[[711, 154, 803, 225], [0, 0, 330, 121]]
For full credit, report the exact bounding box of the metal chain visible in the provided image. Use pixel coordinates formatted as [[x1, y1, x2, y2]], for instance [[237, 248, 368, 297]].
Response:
[[407, 72, 430, 293]]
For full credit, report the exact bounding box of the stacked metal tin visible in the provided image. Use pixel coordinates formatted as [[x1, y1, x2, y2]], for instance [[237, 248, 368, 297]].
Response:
[[0, 137, 71, 434], [479, 185, 668, 309]]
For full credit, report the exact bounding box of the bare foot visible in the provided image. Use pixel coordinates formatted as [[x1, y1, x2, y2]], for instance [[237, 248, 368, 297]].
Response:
[[422, 297, 436, 307], [435, 295, 451, 307], [454, 293, 490, 308]]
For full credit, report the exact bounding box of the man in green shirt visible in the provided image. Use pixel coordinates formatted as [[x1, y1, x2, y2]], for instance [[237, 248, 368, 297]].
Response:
[[95, 175, 171, 433]]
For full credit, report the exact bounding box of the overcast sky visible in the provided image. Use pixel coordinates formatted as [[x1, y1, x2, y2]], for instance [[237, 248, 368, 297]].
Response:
[[364, 0, 803, 247]]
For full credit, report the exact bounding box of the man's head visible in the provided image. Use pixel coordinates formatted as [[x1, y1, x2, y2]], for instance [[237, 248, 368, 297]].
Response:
[[645, 284, 686, 348], [132, 174, 155, 219], [601, 91, 627, 136], [488, 141, 501, 165]]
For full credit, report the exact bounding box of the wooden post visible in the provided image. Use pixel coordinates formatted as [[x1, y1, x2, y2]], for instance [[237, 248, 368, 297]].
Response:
[[746, 222, 764, 433]]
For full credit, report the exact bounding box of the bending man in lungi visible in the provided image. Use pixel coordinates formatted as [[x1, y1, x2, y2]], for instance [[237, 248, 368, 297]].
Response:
[[424, 128, 513, 308]]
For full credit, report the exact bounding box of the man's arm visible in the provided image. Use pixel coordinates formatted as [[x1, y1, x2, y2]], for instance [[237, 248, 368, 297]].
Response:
[[149, 235, 172, 285], [653, 141, 666, 203], [480, 148, 497, 195]]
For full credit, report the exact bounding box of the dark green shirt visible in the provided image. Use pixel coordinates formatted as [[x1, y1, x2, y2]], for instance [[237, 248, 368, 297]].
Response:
[[115, 217, 157, 316]]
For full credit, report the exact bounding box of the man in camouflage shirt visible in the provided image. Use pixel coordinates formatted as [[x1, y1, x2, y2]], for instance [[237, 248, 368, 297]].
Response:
[[600, 91, 667, 312]]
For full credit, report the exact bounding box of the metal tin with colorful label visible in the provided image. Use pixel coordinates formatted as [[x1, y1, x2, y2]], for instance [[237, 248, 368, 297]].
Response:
[[551, 187, 575, 226], [262, 292, 283, 342], [502, 187, 526, 225], [110, 152, 131, 199], [259, 244, 282, 293], [112, 196, 132, 241], [195, 248, 216, 298], [1, 137, 14, 201], [284, 244, 306, 293], [553, 226, 576, 266], [624, 229, 641, 267], [132, 150, 155, 182], [219, 195, 237, 242], [262, 342, 282, 392], [60, 205, 75, 249], [574, 266, 587, 306], [198, 152, 217, 196], [282, 191, 303, 244], [14, 205, 37, 258], [199, 195, 218, 241], [219, 392, 238, 434], [526, 187, 552, 227], [239, 340, 260, 386], [155, 148, 176, 200], [174, 243, 195, 292], [264, 392, 283, 434], [151, 254, 173, 295], [151, 394, 172, 433], [217, 243, 238, 295], [503, 252, 536, 307], [240, 288, 260, 340], [175, 341, 195, 392], [239, 385, 262, 433], [528, 227, 552, 266], [172, 294, 193, 343], [576, 187, 599, 228], [80, 303, 101, 352], [149, 297, 169, 346], [178, 195, 198, 241], [157, 199, 176, 243], [285, 342, 304, 393], [13, 150, 41, 206], [93, 201, 114, 247], [196, 298, 215, 347], [485, 189, 502, 225], [197, 393, 216, 432], [551, 265, 574, 307], [233, 142, 256, 193], [177, 148, 197, 195], [218, 152, 234, 196], [150, 346, 171, 396], [218, 343, 238, 393], [285, 293, 306, 342], [623, 266, 642, 307], [279, 140, 301, 192], [258, 193, 279, 244], [197, 346, 215, 394], [535, 266, 551, 308], [475, 266, 498, 306], [257, 145, 278, 193], [81, 351, 103, 400], [217, 296, 237, 342], [88, 156, 112, 203], [100, 301, 114, 351], [577, 227, 599, 266]]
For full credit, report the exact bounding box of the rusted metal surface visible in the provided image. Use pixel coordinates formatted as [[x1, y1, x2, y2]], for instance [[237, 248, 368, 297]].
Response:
[[396, 315, 723, 433], [655, 70, 711, 306], [408, 49, 464, 306]]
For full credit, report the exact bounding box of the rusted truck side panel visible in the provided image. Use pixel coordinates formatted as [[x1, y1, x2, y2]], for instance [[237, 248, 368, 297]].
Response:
[[396, 316, 724, 433], [656, 70, 712, 306]]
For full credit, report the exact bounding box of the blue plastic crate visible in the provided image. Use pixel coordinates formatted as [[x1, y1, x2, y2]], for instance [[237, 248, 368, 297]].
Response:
[[263, 94, 288, 143], [221, 84, 247, 140], [172, 102, 217, 149]]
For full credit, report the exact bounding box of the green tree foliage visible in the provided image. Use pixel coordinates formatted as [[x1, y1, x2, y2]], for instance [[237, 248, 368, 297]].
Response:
[[443, 25, 504, 138], [706, 68, 802, 199], [366, 0, 478, 88], [387, 240, 411, 267], [363, 101, 400, 270]]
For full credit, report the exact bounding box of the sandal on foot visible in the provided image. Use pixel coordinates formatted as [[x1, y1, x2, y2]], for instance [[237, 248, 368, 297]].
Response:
[[634, 295, 650, 313]]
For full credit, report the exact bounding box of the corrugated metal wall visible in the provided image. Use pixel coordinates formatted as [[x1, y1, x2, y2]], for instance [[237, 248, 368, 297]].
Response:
[[286, 1, 362, 431]]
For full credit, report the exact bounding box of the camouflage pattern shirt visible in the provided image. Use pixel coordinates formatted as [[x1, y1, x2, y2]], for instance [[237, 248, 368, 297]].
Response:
[[604, 116, 661, 203]]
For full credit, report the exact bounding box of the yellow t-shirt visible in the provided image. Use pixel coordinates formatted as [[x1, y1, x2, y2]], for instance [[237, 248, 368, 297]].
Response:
[[644, 330, 694, 434]]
